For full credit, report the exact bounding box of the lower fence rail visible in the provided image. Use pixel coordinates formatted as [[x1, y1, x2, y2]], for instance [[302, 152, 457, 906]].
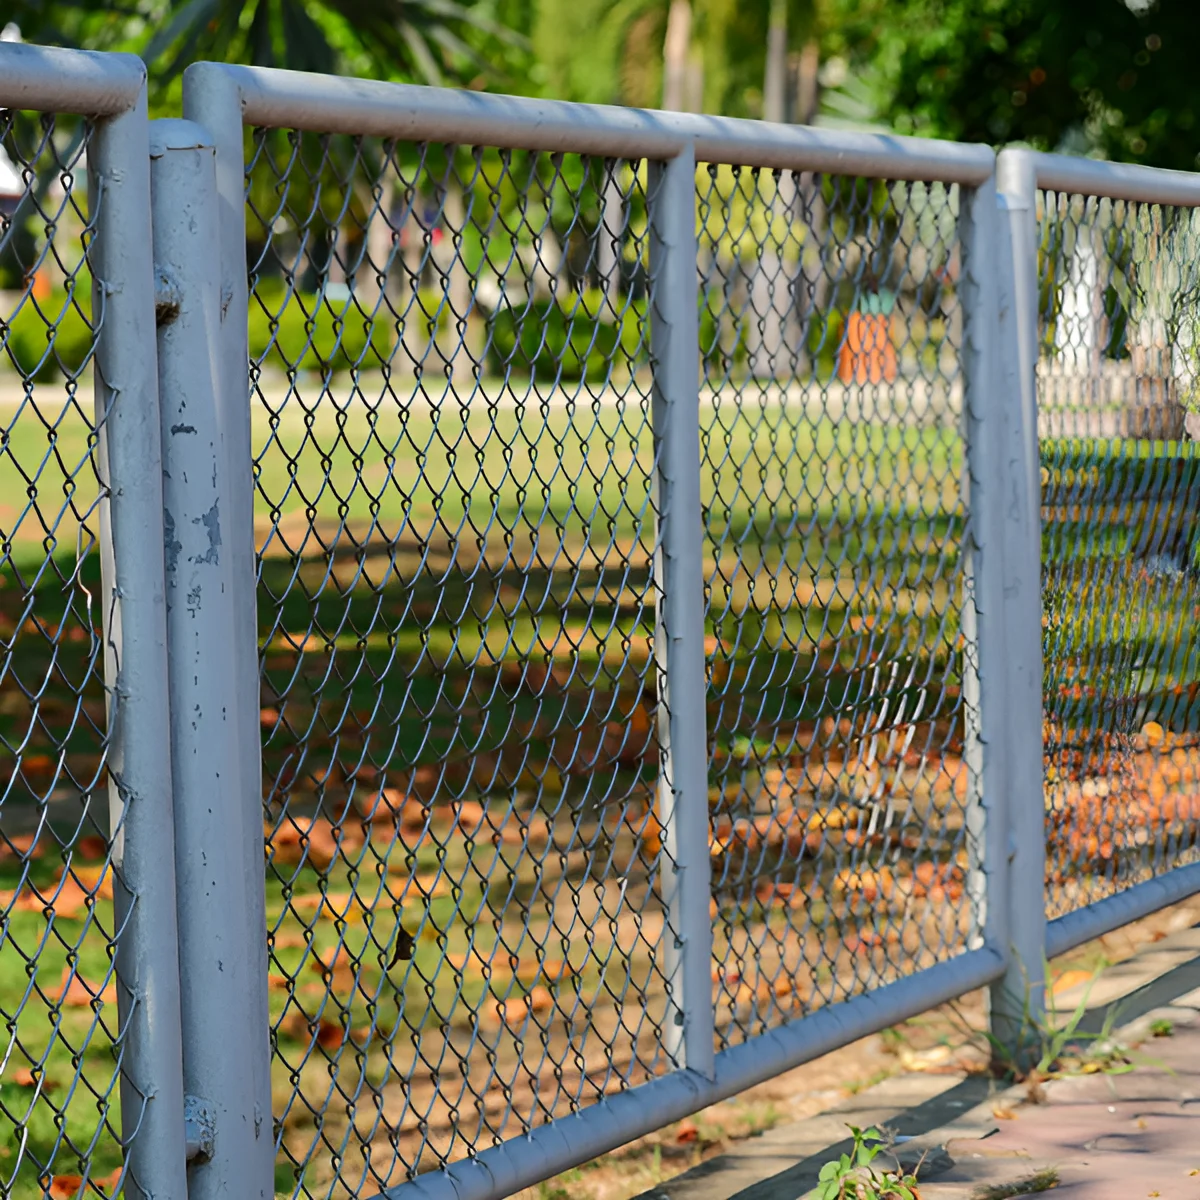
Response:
[[395, 948, 1005, 1200]]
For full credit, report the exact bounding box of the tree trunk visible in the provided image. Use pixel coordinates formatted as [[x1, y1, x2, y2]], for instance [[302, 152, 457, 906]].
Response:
[[795, 39, 820, 125], [662, 0, 692, 112], [599, 167, 624, 308], [360, 173, 395, 311], [763, 0, 788, 124], [749, 0, 794, 381], [440, 180, 478, 384]]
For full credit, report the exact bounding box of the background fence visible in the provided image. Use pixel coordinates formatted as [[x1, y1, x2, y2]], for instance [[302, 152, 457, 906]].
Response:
[[1, 43, 1198, 1200], [0, 47, 191, 1200]]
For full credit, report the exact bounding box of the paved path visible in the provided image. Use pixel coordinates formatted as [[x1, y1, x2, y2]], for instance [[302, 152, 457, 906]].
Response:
[[897, 1004, 1200, 1199], [637, 924, 1200, 1200]]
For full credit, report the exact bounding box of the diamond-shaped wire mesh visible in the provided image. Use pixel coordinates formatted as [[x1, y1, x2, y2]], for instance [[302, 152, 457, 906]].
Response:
[[695, 167, 975, 1050], [0, 111, 128, 1198], [244, 132, 675, 1196], [1038, 191, 1200, 919]]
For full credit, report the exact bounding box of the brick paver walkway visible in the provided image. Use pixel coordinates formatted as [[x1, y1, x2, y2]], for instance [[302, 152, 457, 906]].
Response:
[[914, 1005, 1200, 1199]]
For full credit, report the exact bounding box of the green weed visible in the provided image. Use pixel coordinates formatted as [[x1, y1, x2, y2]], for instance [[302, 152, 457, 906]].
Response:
[[814, 1126, 923, 1200]]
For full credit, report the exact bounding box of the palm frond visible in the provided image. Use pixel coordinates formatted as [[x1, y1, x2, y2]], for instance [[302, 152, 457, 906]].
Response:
[[141, 0, 528, 88]]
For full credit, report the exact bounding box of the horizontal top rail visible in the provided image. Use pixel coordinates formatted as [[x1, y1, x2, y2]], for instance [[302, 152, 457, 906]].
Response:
[[187, 62, 995, 183], [0, 42, 145, 115], [1014, 147, 1200, 206]]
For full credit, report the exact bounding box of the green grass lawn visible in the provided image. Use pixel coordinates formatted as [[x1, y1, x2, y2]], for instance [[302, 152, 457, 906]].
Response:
[[2, 375, 1197, 1197]]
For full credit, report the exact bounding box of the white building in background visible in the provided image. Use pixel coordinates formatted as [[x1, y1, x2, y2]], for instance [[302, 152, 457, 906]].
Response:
[[1054, 234, 1099, 371], [0, 145, 21, 217]]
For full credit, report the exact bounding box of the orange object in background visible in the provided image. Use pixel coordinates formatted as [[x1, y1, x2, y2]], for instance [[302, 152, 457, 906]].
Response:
[[838, 310, 897, 384], [838, 292, 898, 384], [27, 268, 52, 300]]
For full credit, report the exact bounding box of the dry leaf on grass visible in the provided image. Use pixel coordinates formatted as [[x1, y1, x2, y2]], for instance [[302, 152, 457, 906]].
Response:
[[674, 1118, 698, 1144], [56, 966, 115, 1007], [76, 835, 107, 860], [514, 958, 579, 985], [843, 931, 900, 954], [835, 867, 896, 904], [490, 985, 555, 1027], [47, 1168, 123, 1197], [0, 833, 44, 863], [11, 1066, 58, 1089], [310, 946, 362, 987], [387, 928, 416, 967], [1051, 968, 1093, 997], [753, 881, 805, 908]]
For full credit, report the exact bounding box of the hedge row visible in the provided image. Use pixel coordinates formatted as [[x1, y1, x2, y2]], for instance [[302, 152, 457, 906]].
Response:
[[4, 286, 851, 384]]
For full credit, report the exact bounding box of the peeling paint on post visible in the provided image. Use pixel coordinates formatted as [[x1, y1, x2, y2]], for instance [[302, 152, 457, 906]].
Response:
[[150, 117, 274, 1199]]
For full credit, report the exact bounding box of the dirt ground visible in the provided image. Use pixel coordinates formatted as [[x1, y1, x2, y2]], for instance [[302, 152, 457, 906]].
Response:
[[512, 894, 1200, 1200]]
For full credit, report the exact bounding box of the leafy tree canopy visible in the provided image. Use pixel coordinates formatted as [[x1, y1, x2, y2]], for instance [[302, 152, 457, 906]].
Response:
[[824, 0, 1199, 169]]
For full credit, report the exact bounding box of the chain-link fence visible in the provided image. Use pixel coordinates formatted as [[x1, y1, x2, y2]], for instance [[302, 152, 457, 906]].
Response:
[[238, 123, 986, 1194], [0, 106, 127, 1200], [694, 167, 976, 1051], [246, 131, 672, 1195], [1038, 188, 1200, 922], [1, 47, 192, 1200], [4, 43, 1200, 1200]]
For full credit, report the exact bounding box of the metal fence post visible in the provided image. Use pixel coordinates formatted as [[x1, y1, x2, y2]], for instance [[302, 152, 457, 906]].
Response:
[[88, 65, 191, 1200], [149, 118, 275, 1198], [648, 143, 715, 1080], [180, 65, 275, 1195], [991, 148, 1047, 1050], [959, 171, 1010, 968]]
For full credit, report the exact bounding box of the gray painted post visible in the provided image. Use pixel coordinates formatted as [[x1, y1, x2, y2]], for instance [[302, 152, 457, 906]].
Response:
[[648, 143, 715, 1079], [959, 172, 1011, 980], [180, 66, 275, 1198], [88, 67, 191, 1200], [149, 118, 275, 1198], [992, 149, 1047, 1050]]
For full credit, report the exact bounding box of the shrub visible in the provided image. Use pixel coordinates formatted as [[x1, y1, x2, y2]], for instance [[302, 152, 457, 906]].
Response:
[[248, 282, 449, 376], [700, 302, 748, 374], [2, 294, 95, 382], [697, 301, 845, 380], [486, 291, 645, 384]]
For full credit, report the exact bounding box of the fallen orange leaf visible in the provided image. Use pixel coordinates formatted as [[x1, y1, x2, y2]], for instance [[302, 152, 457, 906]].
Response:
[[1, 833, 43, 860], [309, 946, 357, 987], [76, 835, 108, 861], [316, 1019, 346, 1049], [527, 985, 554, 1013], [674, 1118, 699, 1144], [640, 811, 664, 858], [835, 867, 896, 904], [95, 1167, 122, 1195], [21, 754, 55, 779], [515, 958, 578, 985], [1051, 969, 1093, 997], [365, 787, 427, 830], [56, 966, 116, 1008]]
